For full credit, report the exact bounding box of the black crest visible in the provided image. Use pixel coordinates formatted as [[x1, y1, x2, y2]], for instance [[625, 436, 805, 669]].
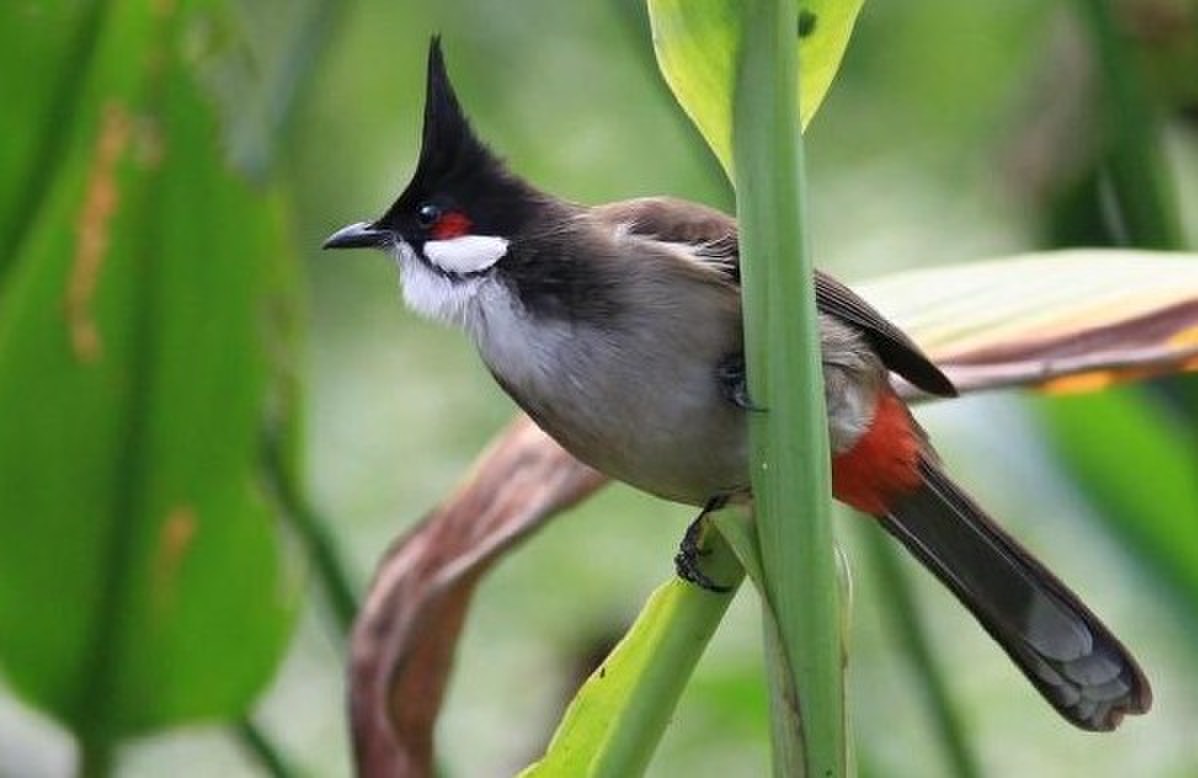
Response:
[[410, 37, 492, 194], [378, 37, 544, 239]]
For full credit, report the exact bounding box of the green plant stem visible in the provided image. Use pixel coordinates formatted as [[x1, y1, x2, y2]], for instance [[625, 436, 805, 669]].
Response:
[[862, 528, 980, 778], [732, 1, 843, 776], [521, 523, 744, 777], [234, 718, 298, 778], [78, 736, 113, 778], [237, 0, 353, 178], [587, 541, 743, 777], [263, 433, 359, 636], [1073, 0, 1196, 421], [1074, 0, 1182, 250]]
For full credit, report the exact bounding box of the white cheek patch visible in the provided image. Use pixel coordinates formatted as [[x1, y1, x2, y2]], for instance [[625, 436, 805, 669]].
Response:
[[424, 235, 509, 274]]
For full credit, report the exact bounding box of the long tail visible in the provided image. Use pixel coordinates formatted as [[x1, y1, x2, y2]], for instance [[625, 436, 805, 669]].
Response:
[[879, 453, 1152, 731]]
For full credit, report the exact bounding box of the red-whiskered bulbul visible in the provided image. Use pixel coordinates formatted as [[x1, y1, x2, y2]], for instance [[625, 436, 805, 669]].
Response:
[[324, 38, 1151, 731]]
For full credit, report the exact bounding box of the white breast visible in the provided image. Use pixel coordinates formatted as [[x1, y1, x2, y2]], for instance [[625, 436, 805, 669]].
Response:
[[389, 241, 488, 328]]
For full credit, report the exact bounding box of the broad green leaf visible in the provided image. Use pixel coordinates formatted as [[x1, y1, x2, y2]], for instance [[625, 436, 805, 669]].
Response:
[[1039, 389, 1198, 626], [0, 1, 105, 276], [647, 0, 864, 176], [0, 0, 298, 740], [520, 523, 744, 778]]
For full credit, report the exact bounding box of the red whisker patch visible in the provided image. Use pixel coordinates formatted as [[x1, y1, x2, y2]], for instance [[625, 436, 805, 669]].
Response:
[[432, 210, 472, 240]]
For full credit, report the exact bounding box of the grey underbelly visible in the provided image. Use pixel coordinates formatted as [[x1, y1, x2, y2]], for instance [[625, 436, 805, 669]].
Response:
[[484, 348, 748, 506], [472, 281, 750, 505], [543, 393, 749, 506]]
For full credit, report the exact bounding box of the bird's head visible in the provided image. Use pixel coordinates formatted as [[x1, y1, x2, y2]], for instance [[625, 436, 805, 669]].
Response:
[[323, 37, 552, 324]]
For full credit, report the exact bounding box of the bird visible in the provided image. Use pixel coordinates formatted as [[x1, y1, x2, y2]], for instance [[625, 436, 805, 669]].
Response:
[[323, 37, 1151, 732]]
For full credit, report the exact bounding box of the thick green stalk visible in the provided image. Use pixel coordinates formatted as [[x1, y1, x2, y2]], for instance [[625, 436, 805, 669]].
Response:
[[862, 529, 980, 778], [263, 431, 359, 637], [1074, 0, 1183, 250], [731, 2, 844, 776]]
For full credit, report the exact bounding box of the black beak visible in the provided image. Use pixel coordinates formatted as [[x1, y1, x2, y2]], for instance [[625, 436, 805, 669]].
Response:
[[322, 221, 393, 250]]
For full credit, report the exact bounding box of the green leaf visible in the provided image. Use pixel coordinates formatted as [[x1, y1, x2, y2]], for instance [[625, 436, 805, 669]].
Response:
[[647, 0, 864, 176], [0, 0, 106, 277], [520, 524, 744, 778], [0, 0, 299, 745]]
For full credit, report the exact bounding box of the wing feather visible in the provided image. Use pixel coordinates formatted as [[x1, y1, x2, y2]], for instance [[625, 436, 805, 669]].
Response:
[[593, 197, 956, 397]]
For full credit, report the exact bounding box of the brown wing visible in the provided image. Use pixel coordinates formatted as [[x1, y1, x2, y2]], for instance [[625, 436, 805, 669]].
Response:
[[813, 270, 956, 396], [593, 197, 957, 397]]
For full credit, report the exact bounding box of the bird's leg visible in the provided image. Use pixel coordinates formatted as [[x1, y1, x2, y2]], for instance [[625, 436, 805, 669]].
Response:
[[674, 495, 732, 593]]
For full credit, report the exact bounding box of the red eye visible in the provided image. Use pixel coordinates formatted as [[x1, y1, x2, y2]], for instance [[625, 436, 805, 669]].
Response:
[[431, 210, 472, 240]]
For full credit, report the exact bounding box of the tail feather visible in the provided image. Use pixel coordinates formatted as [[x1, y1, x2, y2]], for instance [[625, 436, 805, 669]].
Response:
[[879, 454, 1152, 731]]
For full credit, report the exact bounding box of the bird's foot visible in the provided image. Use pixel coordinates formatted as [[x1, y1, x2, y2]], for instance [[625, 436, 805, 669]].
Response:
[[674, 497, 732, 593]]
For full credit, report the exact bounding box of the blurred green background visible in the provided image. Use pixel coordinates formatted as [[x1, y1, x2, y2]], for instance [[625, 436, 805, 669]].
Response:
[[2, 0, 1197, 776]]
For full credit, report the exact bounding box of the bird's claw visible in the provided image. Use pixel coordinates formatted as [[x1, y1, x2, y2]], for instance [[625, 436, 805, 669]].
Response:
[[674, 499, 732, 593]]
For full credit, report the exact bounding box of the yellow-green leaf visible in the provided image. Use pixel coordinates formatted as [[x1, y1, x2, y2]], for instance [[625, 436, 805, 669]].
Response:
[[647, 0, 864, 176], [520, 525, 743, 778]]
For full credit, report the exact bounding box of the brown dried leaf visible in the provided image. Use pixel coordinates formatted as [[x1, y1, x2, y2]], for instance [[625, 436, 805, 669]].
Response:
[[349, 416, 605, 777], [865, 251, 1198, 398]]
